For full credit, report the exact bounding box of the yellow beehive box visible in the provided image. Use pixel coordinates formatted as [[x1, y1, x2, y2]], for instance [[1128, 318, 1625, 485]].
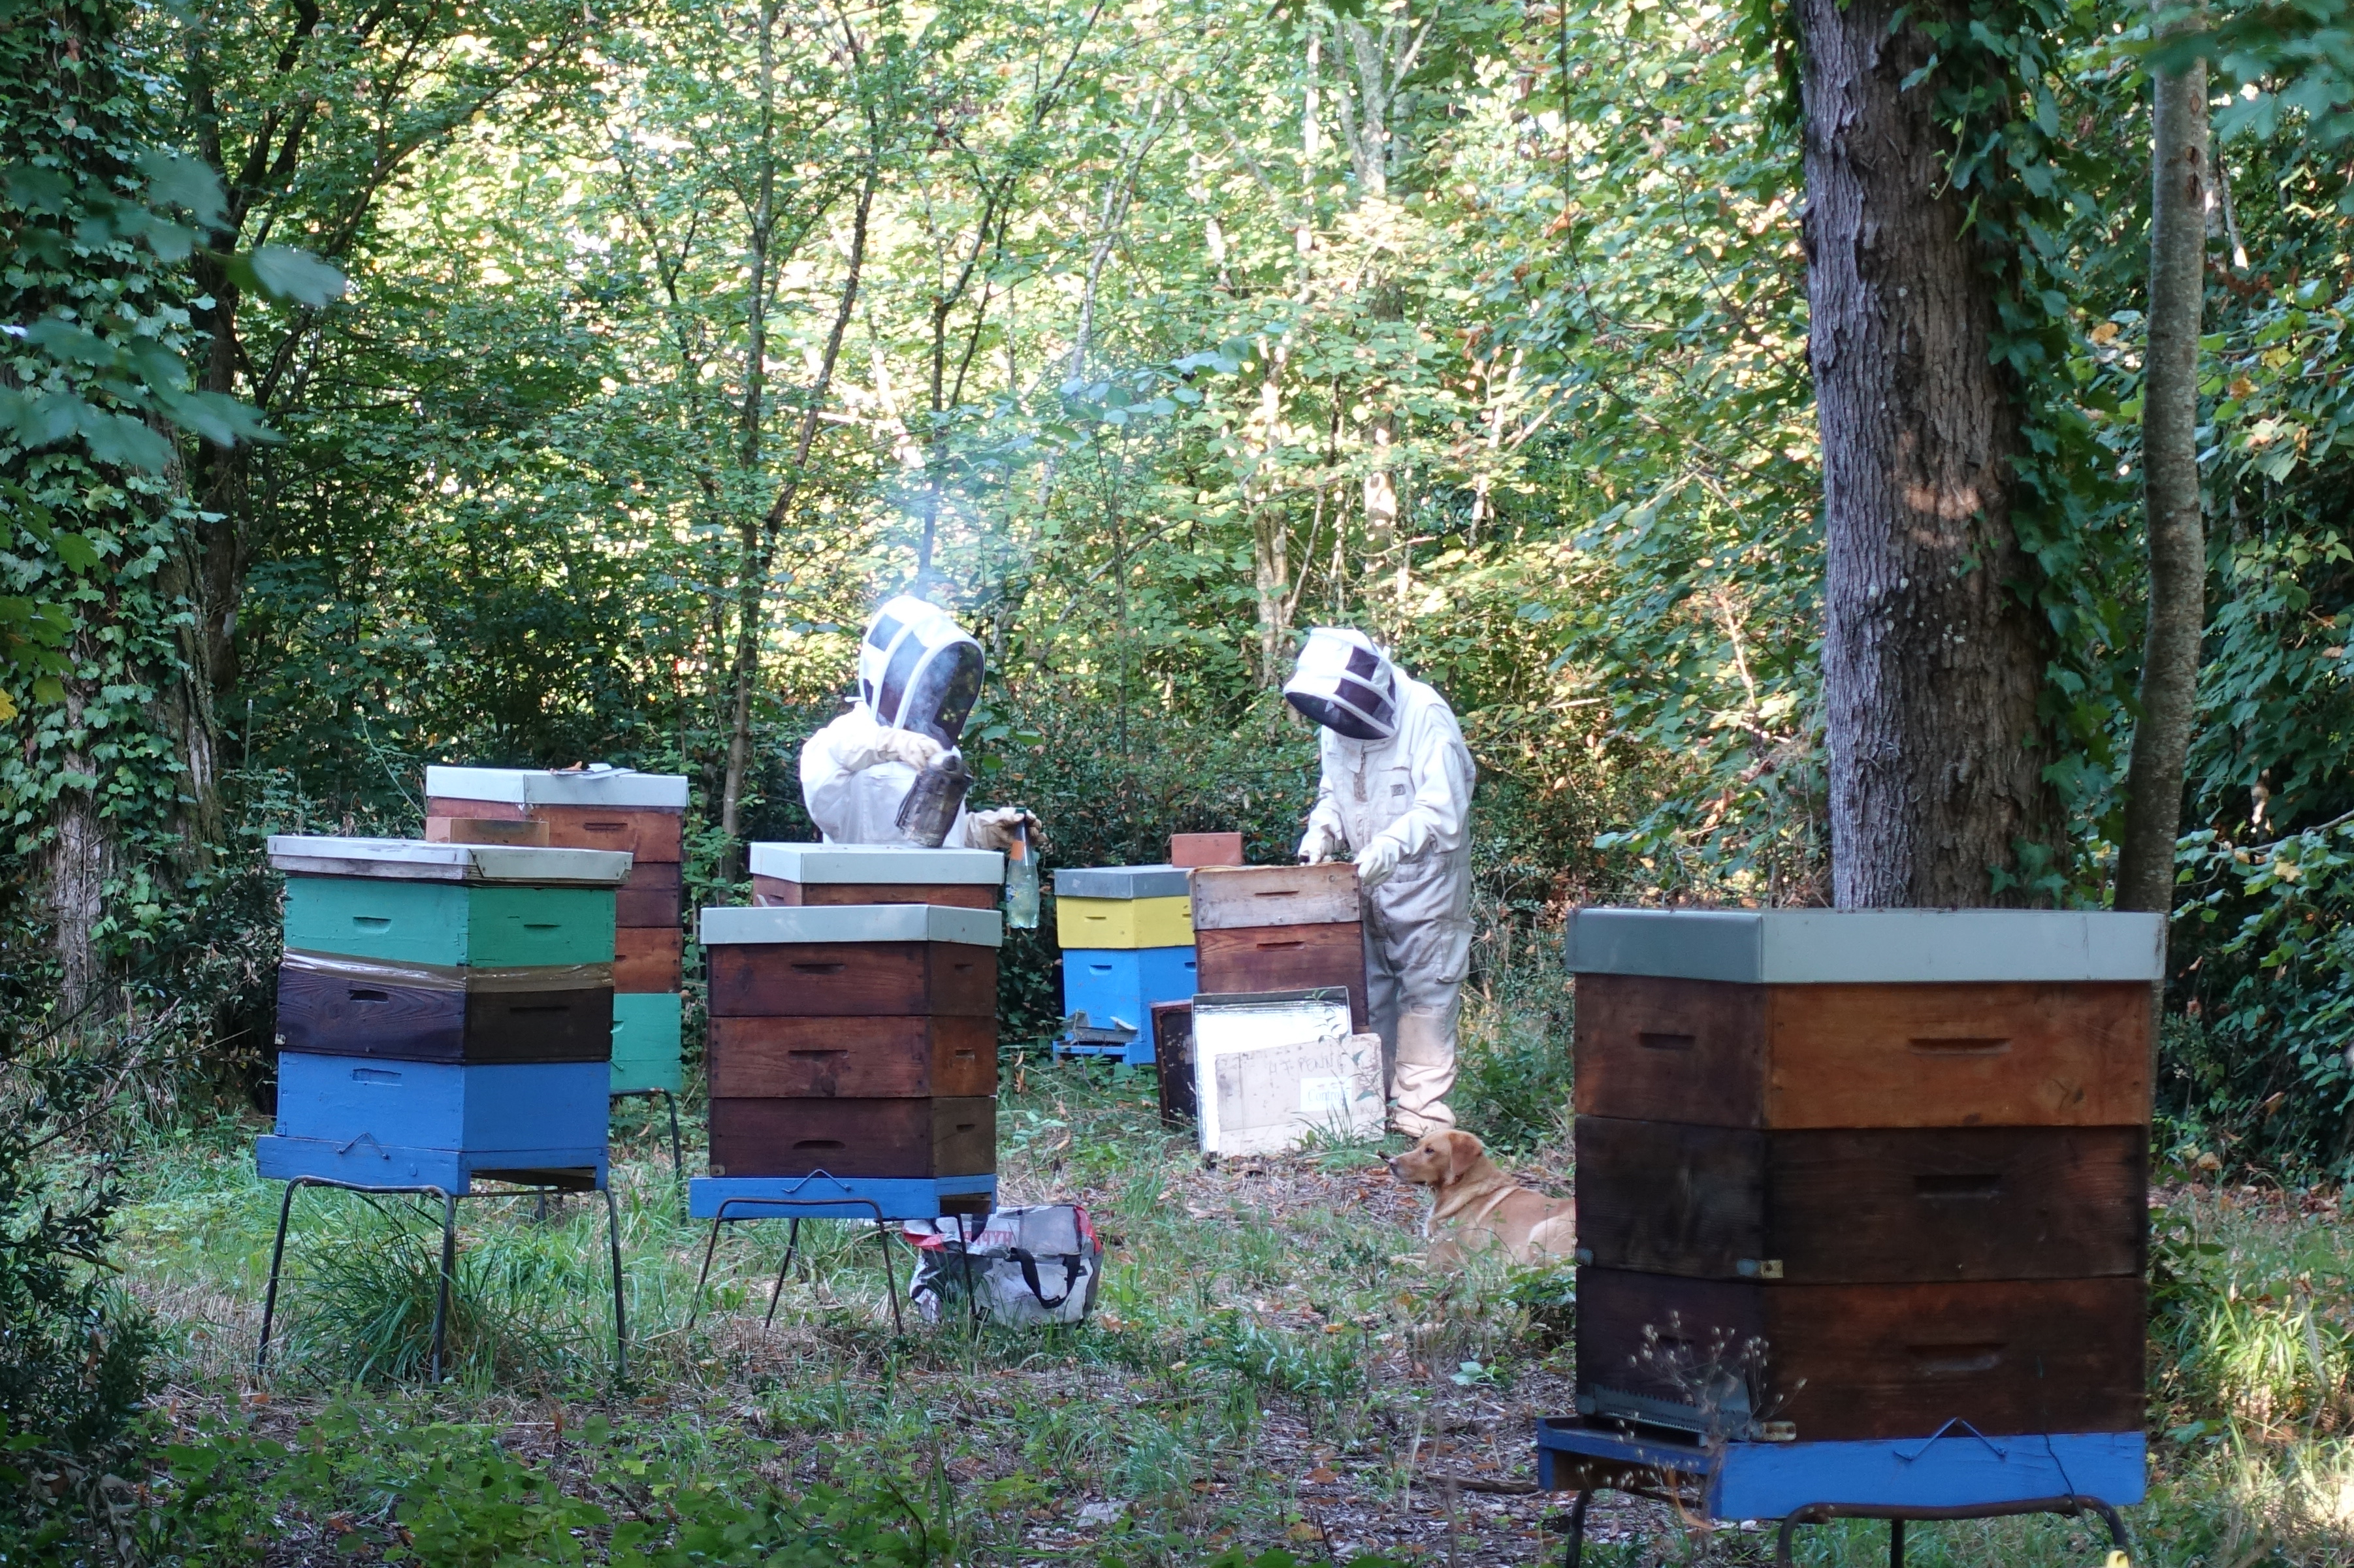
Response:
[[1055, 894, 1195, 950]]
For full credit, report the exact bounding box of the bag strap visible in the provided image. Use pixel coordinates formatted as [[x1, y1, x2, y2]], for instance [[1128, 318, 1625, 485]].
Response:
[[1008, 1248, 1084, 1308]]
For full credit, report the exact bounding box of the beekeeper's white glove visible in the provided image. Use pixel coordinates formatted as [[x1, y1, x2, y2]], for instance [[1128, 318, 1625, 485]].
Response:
[[1297, 822, 1344, 865], [837, 727, 943, 774], [1354, 835, 1403, 890], [967, 806, 1046, 853]]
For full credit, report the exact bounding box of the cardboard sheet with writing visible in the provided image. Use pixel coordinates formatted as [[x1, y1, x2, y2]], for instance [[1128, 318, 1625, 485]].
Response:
[[1191, 989, 1383, 1157]]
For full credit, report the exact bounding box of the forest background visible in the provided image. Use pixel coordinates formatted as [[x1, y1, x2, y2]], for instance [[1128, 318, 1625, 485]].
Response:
[[10, 0, 2354, 1550]]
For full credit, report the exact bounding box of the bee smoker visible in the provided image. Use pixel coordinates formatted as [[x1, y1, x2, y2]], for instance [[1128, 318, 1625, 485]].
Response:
[[894, 748, 973, 848]]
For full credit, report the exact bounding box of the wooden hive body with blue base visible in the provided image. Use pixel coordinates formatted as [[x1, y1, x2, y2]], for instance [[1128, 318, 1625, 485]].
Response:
[[1054, 863, 1195, 1064], [1547, 907, 2163, 1519], [425, 767, 689, 1095], [693, 902, 1000, 1221], [261, 836, 629, 1192]]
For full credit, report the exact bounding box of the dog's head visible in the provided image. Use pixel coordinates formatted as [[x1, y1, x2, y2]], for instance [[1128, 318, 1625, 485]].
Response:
[[1385, 1128, 1489, 1191]]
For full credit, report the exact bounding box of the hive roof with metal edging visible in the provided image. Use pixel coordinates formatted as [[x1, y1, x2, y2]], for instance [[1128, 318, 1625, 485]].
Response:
[[423, 765, 688, 809], [748, 841, 1005, 885], [698, 903, 1003, 948], [1564, 907, 2167, 984], [266, 835, 634, 886], [1053, 863, 1191, 901]]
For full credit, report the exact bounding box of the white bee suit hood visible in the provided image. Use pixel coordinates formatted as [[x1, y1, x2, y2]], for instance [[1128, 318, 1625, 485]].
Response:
[[1294, 632, 1476, 1136], [800, 597, 984, 846]]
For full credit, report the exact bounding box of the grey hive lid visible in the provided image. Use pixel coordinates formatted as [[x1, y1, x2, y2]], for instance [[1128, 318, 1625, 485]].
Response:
[[268, 835, 634, 886], [749, 842, 1005, 885], [425, 765, 688, 809], [698, 903, 1003, 948], [1053, 863, 1190, 900], [1565, 906, 2166, 984]]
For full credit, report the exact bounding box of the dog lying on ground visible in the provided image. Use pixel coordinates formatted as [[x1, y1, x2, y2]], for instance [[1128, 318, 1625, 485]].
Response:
[[1386, 1128, 1576, 1268]]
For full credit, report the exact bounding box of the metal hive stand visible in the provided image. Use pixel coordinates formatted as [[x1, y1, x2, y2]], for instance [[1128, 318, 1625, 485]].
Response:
[[683, 1174, 995, 1336], [609, 1087, 685, 1184], [254, 1168, 627, 1383], [1537, 1417, 2139, 1567]]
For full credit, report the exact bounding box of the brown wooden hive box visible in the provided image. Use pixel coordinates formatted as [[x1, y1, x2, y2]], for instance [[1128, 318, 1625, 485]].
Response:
[[747, 842, 1003, 910], [752, 876, 997, 910], [427, 797, 683, 863], [1574, 1118, 2147, 1283], [1189, 862, 1361, 931], [1195, 922, 1367, 1031], [707, 1016, 997, 1099], [616, 860, 684, 928], [1573, 973, 2152, 1129], [708, 1095, 995, 1178], [276, 955, 613, 1065], [1574, 1268, 2146, 1441], [614, 926, 685, 993], [706, 940, 995, 1017]]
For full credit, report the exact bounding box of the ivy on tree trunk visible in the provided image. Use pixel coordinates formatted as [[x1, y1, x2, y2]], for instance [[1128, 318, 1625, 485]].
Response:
[[1794, 0, 2064, 908]]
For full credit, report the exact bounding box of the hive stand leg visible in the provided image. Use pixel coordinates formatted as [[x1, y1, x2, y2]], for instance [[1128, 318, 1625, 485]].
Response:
[[1777, 1504, 1826, 1566], [2079, 1496, 2133, 1561], [1890, 1515, 1905, 1568], [685, 1217, 726, 1331], [875, 1223, 905, 1336], [428, 1191, 459, 1383], [956, 1213, 980, 1332], [253, 1179, 304, 1376], [1560, 1490, 1589, 1568], [762, 1219, 803, 1331], [660, 1091, 683, 1189], [604, 1185, 628, 1382]]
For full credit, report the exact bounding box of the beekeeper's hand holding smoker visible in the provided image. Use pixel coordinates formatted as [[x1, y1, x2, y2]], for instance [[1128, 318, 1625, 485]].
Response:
[[800, 594, 1042, 851], [1285, 628, 1476, 1138]]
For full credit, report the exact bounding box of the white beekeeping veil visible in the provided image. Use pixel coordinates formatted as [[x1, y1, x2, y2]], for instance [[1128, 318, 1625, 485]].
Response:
[[858, 595, 985, 746], [1283, 627, 1399, 741]]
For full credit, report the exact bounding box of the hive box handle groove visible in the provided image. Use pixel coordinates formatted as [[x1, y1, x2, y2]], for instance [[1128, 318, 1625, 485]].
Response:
[[1637, 1031, 1695, 1051], [1909, 1036, 2012, 1056], [1914, 1173, 2004, 1199], [788, 1049, 846, 1060], [792, 1139, 845, 1151], [347, 988, 389, 1003], [353, 916, 391, 929], [1257, 940, 1306, 952], [792, 962, 845, 974], [1908, 1344, 2004, 1375], [509, 1004, 569, 1016], [351, 1067, 400, 1083]]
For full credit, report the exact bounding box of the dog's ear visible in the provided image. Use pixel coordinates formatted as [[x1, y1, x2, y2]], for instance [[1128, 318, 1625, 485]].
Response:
[[1442, 1129, 1485, 1184]]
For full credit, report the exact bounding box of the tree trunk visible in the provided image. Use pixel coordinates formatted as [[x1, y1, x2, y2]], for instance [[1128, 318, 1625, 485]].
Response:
[[50, 665, 112, 1016], [1795, 0, 2061, 908], [2116, 10, 2208, 916], [717, 168, 876, 880]]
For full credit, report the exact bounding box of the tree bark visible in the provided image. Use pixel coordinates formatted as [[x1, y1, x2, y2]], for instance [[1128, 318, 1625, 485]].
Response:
[[2116, 9, 2208, 916], [1795, 0, 2062, 908]]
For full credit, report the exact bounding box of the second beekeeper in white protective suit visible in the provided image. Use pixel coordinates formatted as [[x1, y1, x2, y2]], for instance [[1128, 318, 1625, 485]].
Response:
[[799, 595, 1040, 851], [1286, 628, 1476, 1137]]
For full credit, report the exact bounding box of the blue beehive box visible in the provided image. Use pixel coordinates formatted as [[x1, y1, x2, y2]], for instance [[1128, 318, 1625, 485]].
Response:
[[1059, 946, 1197, 1063], [262, 836, 632, 1191]]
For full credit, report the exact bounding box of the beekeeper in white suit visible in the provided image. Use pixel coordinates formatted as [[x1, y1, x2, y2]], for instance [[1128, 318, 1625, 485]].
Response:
[[1286, 628, 1476, 1137], [800, 595, 1040, 850]]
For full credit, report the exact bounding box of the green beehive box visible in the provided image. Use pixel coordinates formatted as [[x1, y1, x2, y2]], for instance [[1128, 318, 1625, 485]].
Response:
[[611, 991, 684, 1095], [270, 837, 629, 969]]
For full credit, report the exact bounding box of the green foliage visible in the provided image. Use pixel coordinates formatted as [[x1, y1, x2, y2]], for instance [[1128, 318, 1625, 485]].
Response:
[[0, 1018, 155, 1531]]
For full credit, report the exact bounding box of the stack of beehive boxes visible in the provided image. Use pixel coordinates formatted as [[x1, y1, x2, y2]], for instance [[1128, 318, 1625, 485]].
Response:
[[698, 901, 999, 1215], [1567, 908, 2155, 1458], [425, 767, 688, 1096], [260, 836, 630, 1189], [1189, 863, 1366, 1029], [1055, 863, 1197, 1063]]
